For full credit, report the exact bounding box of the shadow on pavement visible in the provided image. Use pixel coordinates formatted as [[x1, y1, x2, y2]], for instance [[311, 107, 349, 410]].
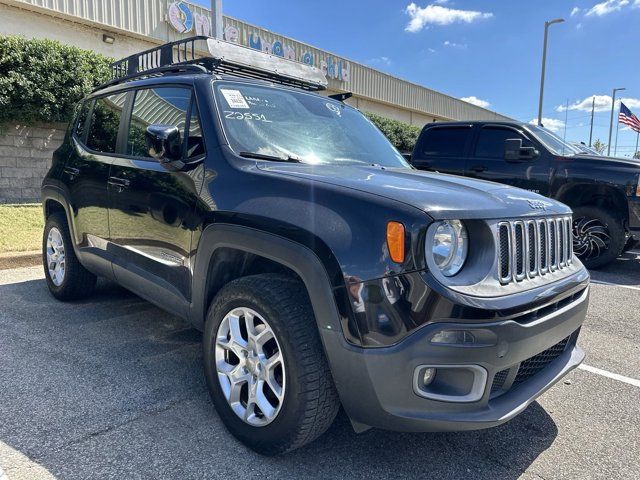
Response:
[[0, 276, 558, 479], [589, 251, 640, 287]]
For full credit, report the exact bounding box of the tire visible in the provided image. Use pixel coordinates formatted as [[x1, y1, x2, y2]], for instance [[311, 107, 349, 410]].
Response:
[[43, 211, 97, 300], [203, 274, 340, 455], [572, 206, 625, 269]]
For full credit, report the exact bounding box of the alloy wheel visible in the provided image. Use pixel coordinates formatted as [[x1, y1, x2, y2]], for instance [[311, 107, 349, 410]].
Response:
[[215, 307, 285, 426], [573, 216, 611, 260], [46, 227, 66, 286]]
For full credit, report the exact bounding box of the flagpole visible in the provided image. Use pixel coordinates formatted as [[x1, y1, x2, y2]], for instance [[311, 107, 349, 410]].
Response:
[[588, 96, 595, 147], [614, 106, 620, 157], [636, 131, 639, 158]]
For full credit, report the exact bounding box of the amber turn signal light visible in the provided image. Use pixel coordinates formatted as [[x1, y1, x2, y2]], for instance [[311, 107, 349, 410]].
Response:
[[386, 221, 406, 263]]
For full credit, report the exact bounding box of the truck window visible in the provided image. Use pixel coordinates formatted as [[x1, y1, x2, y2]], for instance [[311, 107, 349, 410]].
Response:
[[475, 127, 533, 158], [86, 93, 127, 154], [419, 127, 470, 157]]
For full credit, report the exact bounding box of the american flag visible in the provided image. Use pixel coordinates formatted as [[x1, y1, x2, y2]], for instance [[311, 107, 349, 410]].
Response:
[[619, 102, 640, 133]]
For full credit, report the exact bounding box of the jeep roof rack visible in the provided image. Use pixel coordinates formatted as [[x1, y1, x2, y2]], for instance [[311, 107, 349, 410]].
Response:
[[103, 36, 328, 92]]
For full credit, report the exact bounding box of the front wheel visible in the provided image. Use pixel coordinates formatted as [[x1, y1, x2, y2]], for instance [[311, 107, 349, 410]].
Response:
[[203, 274, 340, 455], [572, 206, 625, 269]]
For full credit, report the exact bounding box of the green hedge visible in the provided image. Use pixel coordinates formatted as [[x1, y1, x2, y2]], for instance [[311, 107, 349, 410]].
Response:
[[365, 112, 422, 153], [0, 36, 112, 125]]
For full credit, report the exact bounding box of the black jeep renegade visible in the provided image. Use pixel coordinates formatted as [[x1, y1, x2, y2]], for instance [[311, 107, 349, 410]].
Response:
[[41, 37, 589, 455]]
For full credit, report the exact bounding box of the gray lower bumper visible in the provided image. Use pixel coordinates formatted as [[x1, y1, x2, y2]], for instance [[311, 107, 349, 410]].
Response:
[[324, 285, 589, 432]]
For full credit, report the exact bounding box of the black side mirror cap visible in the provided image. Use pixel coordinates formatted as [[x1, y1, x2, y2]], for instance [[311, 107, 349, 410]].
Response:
[[505, 138, 538, 161], [146, 124, 184, 167]]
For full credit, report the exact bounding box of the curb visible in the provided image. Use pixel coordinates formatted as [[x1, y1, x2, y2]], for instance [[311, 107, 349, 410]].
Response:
[[0, 250, 41, 270]]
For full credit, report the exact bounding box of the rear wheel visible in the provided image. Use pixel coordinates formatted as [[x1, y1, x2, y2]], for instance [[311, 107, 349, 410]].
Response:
[[572, 206, 625, 269], [203, 274, 340, 455], [43, 212, 97, 300]]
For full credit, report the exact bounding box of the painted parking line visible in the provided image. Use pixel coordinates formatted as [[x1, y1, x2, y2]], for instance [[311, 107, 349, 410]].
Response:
[[578, 364, 640, 388], [590, 280, 640, 291]]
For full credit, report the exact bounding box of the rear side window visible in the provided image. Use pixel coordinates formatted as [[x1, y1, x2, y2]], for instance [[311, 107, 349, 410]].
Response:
[[74, 101, 91, 139], [419, 127, 471, 157], [86, 94, 127, 153], [126, 87, 192, 158], [475, 127, 533, 158]]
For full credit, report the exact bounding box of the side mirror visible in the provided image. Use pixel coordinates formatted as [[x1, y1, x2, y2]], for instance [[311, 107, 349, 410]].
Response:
[[505, 138, 538, 161], [145, 125, 183, 167]]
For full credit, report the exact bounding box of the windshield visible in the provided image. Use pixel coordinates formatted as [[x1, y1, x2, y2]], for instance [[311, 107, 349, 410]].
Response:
[[528, 125, 581, 156], [213, 82, 409, 168]]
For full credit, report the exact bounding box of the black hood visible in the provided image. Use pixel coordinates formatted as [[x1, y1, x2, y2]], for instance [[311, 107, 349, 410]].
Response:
[[257, 163, 572, 220]]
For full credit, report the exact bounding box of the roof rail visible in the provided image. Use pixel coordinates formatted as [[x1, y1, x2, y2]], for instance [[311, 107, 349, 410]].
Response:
[[105, 36, 328, 92]]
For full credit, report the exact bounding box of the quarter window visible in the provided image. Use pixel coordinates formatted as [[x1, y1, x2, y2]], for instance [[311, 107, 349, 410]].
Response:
[[126, 87, 192, 158], [420, 127, 471, 157], [74, 101, 91, 139], [86, 94, 127, 153], [475, 127, 533, 158]]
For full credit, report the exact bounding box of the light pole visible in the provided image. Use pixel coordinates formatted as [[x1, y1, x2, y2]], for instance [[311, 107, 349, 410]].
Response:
[[537, 18, 565, 126], [211, 0, 223, 39], [607, 87, 625, 156]]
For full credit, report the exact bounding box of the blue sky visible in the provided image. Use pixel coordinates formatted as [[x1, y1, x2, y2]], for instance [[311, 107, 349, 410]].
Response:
[[194, 0, 640, 156]]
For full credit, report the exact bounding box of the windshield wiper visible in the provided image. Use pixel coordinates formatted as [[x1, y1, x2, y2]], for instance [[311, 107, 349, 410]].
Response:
[[239, 151, 302, 163]]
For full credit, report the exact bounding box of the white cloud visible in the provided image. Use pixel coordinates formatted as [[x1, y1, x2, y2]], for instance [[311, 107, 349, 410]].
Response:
[[428, 47, 437, 53], [434, 0, 449, 3], [404, 3, 493, 32], [443, 40, 467, 48], [369, 56, 392, 66], [461, 96, 490, 108], [586, 0, 629, 16], [570, 6, 581, 15], [556, 95, 640, 113], [529, 118, 565, 133]]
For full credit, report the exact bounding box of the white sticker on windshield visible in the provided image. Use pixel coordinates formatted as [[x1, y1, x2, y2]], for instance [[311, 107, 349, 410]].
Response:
[[220, 89, 250, 109]]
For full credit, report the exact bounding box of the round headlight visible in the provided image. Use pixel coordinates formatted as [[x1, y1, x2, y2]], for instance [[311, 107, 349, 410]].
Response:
[[430, 220, 468, 277]]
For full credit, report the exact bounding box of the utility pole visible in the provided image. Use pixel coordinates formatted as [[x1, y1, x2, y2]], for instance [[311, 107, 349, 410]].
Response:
[[608, 87, 625, 156], [635, 131, 639, 158], [211, 0, 223, 39], [614, 111, 621, 157], [562, 99, 569, 149], [588, 96, 595, 147], [537, 18, 565, 126]]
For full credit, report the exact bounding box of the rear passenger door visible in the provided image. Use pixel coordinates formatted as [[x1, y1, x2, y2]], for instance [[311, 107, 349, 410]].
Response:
[[411, 125, 473, 176], [63, 93, 127, 278], [108, 86, 205, 317], [469, 125, 550, 195]]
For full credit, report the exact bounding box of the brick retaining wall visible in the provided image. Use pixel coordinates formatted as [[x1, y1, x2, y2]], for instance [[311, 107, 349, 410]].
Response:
[[0, 122, 67, 203]]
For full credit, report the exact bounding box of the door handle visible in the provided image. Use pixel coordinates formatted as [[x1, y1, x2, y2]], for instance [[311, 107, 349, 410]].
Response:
[[470, 165, 487, 173], [64, 166, 80, 178]]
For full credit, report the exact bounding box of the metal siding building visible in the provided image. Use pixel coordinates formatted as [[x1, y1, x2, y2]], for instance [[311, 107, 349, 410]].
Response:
[[0, 0, 511, 124]]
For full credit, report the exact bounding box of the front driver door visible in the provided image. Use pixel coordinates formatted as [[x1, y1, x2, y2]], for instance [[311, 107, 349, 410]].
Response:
[[468, 125, 550, 195], [108, 86, 205, 317]]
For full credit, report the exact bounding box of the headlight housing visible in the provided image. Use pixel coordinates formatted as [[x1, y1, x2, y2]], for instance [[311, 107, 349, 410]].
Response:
[[429, 220, 468, 277]]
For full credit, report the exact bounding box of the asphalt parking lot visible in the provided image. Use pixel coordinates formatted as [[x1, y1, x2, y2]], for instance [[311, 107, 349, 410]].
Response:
[[1, 255, 639, 480]]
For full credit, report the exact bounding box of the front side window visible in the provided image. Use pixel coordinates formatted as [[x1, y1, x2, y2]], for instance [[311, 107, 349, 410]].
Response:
[[126, 87, 192, 158], [213, 82, 408, 168], [419, 127, 471, 158], [475, 127, 533, 158], [86, 93, 127, 153]]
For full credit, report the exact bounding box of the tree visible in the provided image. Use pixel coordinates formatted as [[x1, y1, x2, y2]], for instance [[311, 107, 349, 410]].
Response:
[[592, 139, 607, 154]]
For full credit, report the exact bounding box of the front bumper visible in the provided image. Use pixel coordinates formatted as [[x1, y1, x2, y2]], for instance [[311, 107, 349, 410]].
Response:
[[325, 279, 589, 432]]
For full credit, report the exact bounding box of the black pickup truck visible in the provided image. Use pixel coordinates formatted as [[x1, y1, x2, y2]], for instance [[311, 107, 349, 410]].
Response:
[[41, 37, 589, 454], [411, 121, 640, 268]]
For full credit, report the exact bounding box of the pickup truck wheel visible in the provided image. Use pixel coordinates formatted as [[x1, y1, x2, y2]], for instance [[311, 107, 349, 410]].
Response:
[[203, 274, 340, 455], [572, 206, 625, 269], [43, 212, 97, 300]]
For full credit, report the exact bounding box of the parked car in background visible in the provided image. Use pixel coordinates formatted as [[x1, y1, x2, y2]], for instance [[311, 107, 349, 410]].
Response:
[[41, 37, 589, 454], [572, 143, 602, 156], [411, 121, 640, 268]]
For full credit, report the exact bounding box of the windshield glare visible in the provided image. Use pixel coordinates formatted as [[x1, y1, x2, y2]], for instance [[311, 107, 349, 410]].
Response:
[[528, 125, 580, 156], [214, 82, 409, 168]]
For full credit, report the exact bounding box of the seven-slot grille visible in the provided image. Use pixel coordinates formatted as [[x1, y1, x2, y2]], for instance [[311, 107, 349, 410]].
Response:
[[497, 217, 573, 285]]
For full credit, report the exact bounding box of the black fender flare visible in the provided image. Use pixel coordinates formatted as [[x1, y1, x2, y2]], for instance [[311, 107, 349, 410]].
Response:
[[188, 223, 367, 416]]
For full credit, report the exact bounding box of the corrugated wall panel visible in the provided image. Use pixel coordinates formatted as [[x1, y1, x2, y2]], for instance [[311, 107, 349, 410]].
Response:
[[8, 0, 509, 121]]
